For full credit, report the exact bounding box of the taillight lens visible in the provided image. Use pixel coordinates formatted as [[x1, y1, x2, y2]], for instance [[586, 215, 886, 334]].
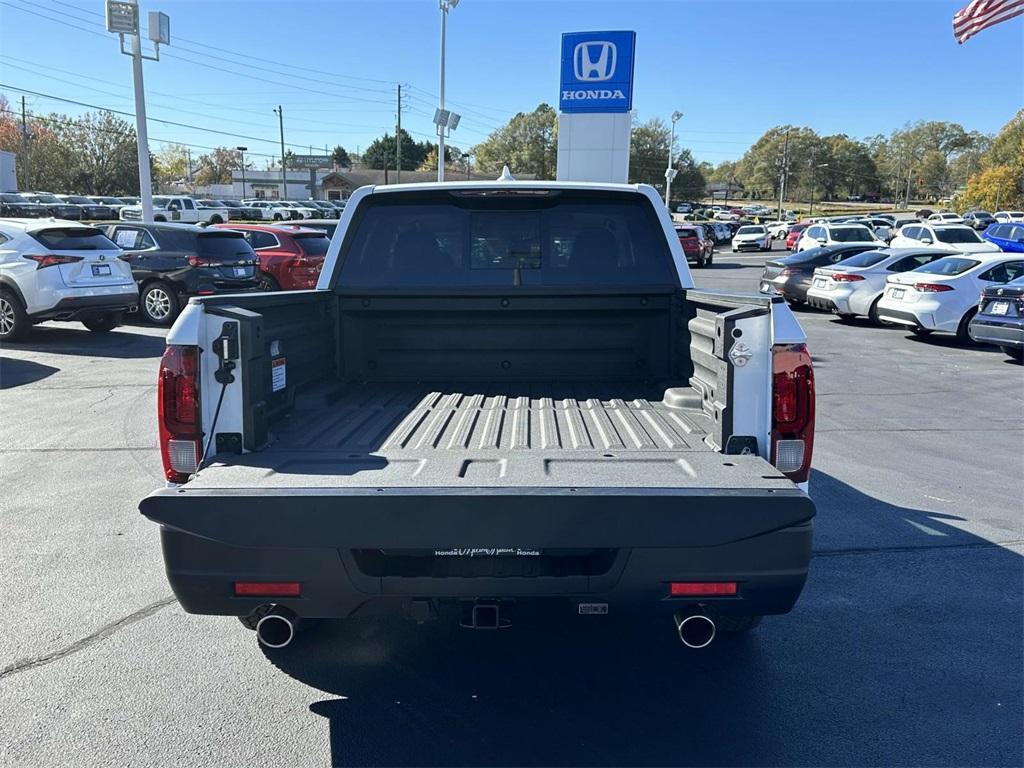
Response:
[[669, 582, 738, 597], [779, 267, 801, 276], [771, 343, 815, 484], [23, 253, 84, 269], [158, 345, 201, 483], [831, 273, 865, 282], [914, 283, 954, 293]]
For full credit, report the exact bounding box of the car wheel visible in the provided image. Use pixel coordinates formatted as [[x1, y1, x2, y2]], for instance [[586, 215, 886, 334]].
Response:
[[257, 273, 281, 292], [0, 288, 30, 342], [81, 312, 123, 333], [787, 297, 805, 306], [956, 307, 978, 344], [706, 253, 713, 266], [1000, 345, 1023, 362], [210, 215, 223, 225], [154, 215, 166, 222], [141, 282, 179, 325], [273, 213, 283, 221]]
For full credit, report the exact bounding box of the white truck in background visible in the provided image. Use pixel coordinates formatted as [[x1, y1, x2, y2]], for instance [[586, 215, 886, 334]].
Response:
[[120, 196, 231, 225]]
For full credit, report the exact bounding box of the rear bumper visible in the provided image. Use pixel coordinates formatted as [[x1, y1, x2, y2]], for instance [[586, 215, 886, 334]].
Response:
[[969, 316, 1024, 347], [31, 291, 138, 320], [142, 487, 815, 619]]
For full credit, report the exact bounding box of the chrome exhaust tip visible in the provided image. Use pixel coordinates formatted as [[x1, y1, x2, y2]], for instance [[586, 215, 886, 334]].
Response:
[[674, 613, 716, 649], [256, 607, 298, 649]]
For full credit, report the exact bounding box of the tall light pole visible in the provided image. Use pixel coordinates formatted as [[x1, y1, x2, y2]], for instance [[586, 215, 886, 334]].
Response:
[[106, 0, 169, 222], [236, 146, 248, 200], [273, 106, 287, 199], [435, 0, 459, 182], [664, 110, 682, 206]]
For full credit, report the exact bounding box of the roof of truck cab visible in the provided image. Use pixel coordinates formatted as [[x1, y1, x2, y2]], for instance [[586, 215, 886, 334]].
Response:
[[362, 179, 653, 195]]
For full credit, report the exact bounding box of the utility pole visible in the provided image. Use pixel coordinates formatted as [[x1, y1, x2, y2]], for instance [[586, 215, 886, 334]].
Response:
[[465, 152, 472, 180], [129, 1, 154, 219], [20, 96, 29, 190], [274, 105, 287, 199], [777, 128, 790, 221], [396, 84, 402, 184], [186, 147, 192, 194]]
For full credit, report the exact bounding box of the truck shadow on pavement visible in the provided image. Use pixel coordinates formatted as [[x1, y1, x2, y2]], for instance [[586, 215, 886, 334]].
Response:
[[0, 325, 167, 358], [0, 357, 60, 388], [263, 471, 1022, 767]]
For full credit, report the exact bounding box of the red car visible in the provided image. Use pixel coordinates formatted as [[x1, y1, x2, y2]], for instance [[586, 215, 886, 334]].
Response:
[[212, 223, 330, 291], [786, 223, 808, 251], [674, 224, 714, 268]]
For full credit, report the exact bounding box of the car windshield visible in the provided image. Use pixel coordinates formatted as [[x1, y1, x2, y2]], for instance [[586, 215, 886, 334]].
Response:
[[836, 249, 889, 268], [152, 197, 171, 206], [33, 193, 61, 203], [675, 228, 698, 237], [30, 227, 118, 250], [737, 226, 765, 235], [1, 193, 29, 202], [64, 196, 91, 204], [219, 201, 241, 207], [935, 228, 982, 244], [830, 226, 875, 242], [913, 257, 980, 276]]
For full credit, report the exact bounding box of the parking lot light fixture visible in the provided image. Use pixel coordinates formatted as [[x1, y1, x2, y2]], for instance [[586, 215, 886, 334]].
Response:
[[436, 0, 460, 182], [665, 110, 683, 206], [107, 0, 169, 223]]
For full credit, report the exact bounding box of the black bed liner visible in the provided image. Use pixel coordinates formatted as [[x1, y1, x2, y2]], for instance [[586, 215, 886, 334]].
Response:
[[186, 380, 790, 492]]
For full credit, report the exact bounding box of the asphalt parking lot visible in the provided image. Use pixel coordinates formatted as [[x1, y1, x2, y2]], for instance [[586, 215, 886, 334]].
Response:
[[1, 244, 1021, 767]]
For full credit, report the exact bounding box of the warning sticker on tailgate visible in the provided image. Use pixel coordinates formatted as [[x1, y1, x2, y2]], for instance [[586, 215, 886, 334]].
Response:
[[271, 357, 286, 392]]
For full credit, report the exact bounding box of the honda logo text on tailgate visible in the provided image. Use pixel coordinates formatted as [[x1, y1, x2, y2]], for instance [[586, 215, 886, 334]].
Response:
[[573, 41, 616, 81]]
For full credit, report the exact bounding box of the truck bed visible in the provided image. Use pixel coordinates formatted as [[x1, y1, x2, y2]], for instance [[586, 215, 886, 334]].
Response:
[[189, 381, 794, 492]]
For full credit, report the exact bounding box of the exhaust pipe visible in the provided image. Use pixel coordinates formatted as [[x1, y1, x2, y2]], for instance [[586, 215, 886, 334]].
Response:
[[256, 607, 299, 649], [674, 612, 716, 649]]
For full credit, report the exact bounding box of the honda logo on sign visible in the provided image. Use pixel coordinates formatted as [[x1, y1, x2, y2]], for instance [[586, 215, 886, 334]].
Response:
[[573, 41, 616, 81]]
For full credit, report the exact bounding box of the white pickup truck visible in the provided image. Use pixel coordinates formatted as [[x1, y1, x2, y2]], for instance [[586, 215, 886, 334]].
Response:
[[119, 196, 230, 225], [139, 180, 817, 652]]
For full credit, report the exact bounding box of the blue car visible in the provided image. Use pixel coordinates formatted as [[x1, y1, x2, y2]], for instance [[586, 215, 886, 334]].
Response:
[[982, 222, 1024, 252], [969, 275, 1024, 362]]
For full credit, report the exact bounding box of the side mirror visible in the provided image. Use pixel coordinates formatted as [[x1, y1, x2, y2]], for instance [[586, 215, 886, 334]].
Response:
[[815, 236, 827, 244], [920, 236, 933, 244]]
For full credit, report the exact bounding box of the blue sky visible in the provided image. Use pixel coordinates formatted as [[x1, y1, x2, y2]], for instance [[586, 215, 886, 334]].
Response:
[[1, 0, 1021, 168]]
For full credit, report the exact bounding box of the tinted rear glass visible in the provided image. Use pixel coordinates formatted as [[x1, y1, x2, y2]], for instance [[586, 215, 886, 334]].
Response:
[[337, 191, 676, 288], [935, 228, 982, 244], [737, 226, 765, 234], [836, 249, 889, 268], [914, 257, 980, 276], [294, 234, 330, 256], [1, 193, 29, 202], [831, 226, 874, 242], [196, 233, 255, 259], [31, 227, 118, 250]]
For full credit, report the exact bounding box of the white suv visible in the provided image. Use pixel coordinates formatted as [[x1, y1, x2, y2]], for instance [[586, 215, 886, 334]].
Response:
[[796, 223, 881, 252], [0, 220, 138, 342], [889, 222, 999, 254]]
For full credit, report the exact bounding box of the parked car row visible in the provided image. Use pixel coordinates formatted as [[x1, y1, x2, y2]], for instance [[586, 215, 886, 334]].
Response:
[[761, 241, 1024, 362], [0, 216, 334, 339], [0, 191, 134, 220]]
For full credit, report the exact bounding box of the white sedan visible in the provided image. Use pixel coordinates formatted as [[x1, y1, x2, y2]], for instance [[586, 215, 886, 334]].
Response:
[[876, 253, 1024, 341], [805, 246, 957, 324], [927, 212, 964, 225], [796, 223, 880, 252], [766, 220, 792, 239], [731, 224, 772, 252], [994, 211, 1024, 223], [889, 223, 999, 254]]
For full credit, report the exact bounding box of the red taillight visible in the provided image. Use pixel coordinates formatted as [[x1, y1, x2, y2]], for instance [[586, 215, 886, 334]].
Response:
[[771, 343, 815, 484], [670, 582, 738, 597], [831, 273, 865, 282], [158, 345, 201, 484], [780, 267, 801, 276], [234, 581, 301, 597], [914, 283, 954, 293], [23, 253, 84, 269]]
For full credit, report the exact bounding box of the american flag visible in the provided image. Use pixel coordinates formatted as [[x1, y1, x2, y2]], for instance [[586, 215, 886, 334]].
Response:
[[953, 0, 1024, 43]]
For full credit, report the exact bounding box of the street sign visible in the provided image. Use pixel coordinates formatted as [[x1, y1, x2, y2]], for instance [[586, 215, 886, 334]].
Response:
[[559, 31, 636, 114], [291, 155, 331, 168]]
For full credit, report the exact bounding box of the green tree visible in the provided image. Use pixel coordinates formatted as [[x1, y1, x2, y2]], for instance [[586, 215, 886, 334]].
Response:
[[193, 146, 239, 186], [363, 128, 426, 170], [628, 117, 671, 187], [963, 165, 1019, 211], [153, 143, 190, 185], [472, 103, 558, 178], [987, 109, 1023, 175], [670, 148, 706, 201], [330, 144, 351, 168]]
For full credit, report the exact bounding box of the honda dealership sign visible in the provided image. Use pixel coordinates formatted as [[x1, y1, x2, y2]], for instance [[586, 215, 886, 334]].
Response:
[[559, 31, 636, 113]]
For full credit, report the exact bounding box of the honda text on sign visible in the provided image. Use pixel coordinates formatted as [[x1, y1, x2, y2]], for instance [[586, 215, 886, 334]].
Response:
[[559, 31, 636, 113]]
